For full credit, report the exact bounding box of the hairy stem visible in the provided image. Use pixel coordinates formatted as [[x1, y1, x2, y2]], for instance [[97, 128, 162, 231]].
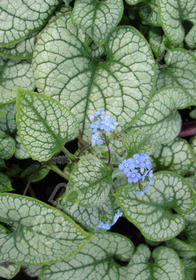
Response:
[[45, 163, 69, 180]]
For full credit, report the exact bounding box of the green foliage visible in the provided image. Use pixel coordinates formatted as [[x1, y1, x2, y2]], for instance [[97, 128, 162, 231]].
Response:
[[0, 0, 196, 279]]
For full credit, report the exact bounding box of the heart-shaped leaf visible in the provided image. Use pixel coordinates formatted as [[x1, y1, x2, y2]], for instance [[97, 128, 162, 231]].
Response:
[[64, 154, 113, 208], [0, 0, 62, 47], [0, 173, 13, 193], [32, 13, 156, 139], [16, 88, 79, 161], [131, 87, 193, 144], [72, 0, 124, 45], [127, 244, 183, 280], [152, 138, 194, 175], [114, 172, 196, 241], [0, 193, 92, 265], [0, 58, 35, 104], [40, 232, 134, 280], [156, 49, 196, 103], [157, 0, 196, 45]]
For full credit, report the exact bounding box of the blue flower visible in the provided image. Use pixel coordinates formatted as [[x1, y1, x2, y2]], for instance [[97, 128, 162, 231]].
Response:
[[97, 210, 123, 230], [135, 189, 150, 195], [97, 221, 111, 230], [118, 159, 135, 174], [118, 153, 154, 194], [111, 210, 123, 226], [132, 153, 146, 168], [89, 119, 101, 133], [99, 115, 118, 132], [127, 170, 142, 183], [89, 110, 118, 134], [91, 133, 103, 146]]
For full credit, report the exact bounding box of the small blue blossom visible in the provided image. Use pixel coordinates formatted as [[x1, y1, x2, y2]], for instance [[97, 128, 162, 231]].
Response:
[[132, 153, 146, 168], [118, 159, 135, 174], [111, 210, 123, 226], [99, 115, 118, 132], [127, 170, 142, 183], [91, 132, 103, 146], [118, 153, 154, 194], [89, 109, 118, 146], [135, 189, 150, 195], [97, 210, 123, 230], [97, 221, 111, 230]]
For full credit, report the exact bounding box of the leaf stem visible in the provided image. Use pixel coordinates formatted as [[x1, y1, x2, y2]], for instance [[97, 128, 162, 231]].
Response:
[[103, 133, 111, 166], [61, 146, 78, 162], [23, 165, 42, 195], [45, 163, 69, 180]]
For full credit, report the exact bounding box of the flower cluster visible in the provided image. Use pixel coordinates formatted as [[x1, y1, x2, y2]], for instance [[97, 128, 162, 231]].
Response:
[[119, 153, 154, 194], [89, 109, 118, 146], [97, 210, 123, 230]]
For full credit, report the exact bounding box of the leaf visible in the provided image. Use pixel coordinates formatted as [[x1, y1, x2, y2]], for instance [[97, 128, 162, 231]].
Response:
[[166, 238, 196, 258], [0, 261, 20, 280], [157, 0, 196, 45], [152, 138, 194, 176], [0, 173, 13, 193], [21, 165, 50, 183], [190, 108, 196, 119], [0, 0, 62, 47], [0, 101, 17, 136], [125, 0, 143, 4], [114, 171, 196, 241], [0, 34, 36, 60], [185, 25, 196, 49], [64, 154, 113, 208], [148, 27, 179, 58], [189, 136, 196, 174], [181, 257, 196, 280], [130, 87, 193, 144], [23, 265, 43, 278], [0, 159, 6, 168], [0, 193, 92, 265], [0, 225, 21, 279], [14, 132, 30, 159], [0, 136, 15, 159], [122, 129, 156, 157], [57, 194, 114, 231], [127, 244, 183, 280], [16, 88, 79, 162], [156, 49, 196, 103], [0, 58, 35, 104], [40, 232, 134, 280], [0, 110, 6, 118], [139, 0, 161, 27], [72, 0, 124, 45], [32, 13, 156, 139]]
